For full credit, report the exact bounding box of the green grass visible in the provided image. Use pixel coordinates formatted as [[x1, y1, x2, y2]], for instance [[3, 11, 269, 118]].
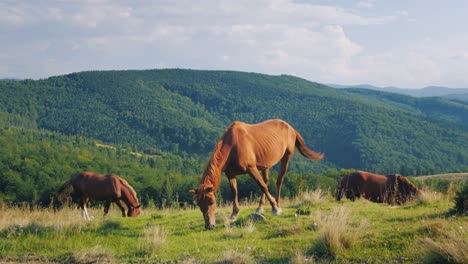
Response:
[[0, 191, 466, 263]]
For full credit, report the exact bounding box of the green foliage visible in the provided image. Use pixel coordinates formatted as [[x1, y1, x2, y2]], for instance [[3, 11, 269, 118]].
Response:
[[0, 69, 467, 206], [1, 69, 467, 174], [454, 183, 468, 215], [0, 126, 204, 206], [0, 126, 339, 206]]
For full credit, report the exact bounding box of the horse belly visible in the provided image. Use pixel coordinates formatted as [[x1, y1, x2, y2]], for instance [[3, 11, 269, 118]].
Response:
[[362, 182, 386, 203], [254, 142, 286, 168], [83, 184, 120, 201]]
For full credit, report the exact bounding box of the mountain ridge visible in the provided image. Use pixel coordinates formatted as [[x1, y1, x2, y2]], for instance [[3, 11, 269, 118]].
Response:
[[1, 69, 466, 174], [327, 83, 468, 100]]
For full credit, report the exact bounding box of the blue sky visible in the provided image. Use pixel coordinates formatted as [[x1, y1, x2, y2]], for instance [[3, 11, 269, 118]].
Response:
[[1, 0, 468, 88]]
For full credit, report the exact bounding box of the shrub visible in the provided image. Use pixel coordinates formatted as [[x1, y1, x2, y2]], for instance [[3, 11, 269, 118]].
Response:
[[454, 183, 468, 215]]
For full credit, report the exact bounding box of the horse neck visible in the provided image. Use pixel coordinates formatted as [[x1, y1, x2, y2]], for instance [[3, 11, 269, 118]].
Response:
[[121, 186, 139, 208], [201, 139, 231, 191]]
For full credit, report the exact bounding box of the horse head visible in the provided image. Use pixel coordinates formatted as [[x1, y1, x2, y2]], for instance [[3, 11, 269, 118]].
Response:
[[127, 204, 142, 217], [190, 183, 216, 230], [396, 175, 420, 201]]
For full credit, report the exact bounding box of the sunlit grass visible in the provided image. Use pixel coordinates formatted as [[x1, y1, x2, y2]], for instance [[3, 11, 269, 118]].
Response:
[[0, 188, 465, 263]]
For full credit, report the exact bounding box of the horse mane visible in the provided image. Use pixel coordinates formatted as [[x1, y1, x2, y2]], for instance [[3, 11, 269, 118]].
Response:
[[200, 124, 235, 191], [200, 137, 226, 191], [56, 179, 73, 202], [117, 176, 139, 205]]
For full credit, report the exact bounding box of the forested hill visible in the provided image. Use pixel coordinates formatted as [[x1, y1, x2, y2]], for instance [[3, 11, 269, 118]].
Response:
[[1, 69, 467, 175]]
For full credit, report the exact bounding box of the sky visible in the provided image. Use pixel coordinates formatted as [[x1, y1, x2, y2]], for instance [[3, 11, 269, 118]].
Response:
[[1, 0, 468, 88]]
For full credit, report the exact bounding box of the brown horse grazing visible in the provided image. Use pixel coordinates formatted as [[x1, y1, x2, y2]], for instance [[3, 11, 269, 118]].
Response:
[[190, 119, 324, 230], [57, 171, 141, 219], [335, 171, 421, 205]]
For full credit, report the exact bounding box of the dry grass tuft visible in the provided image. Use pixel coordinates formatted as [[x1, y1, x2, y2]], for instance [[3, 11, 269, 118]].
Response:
[[217, 248, 254, 264], [311, 206, 366, 259], [293, 189, 329, 217], [290, 250, 316, 264], [272, 224, 304, 238], [416, 187, 444, 206], [297, 189, 327, 206], [420, 226, 467, 264], [0, 205, 91, 235], [138, 225, 168, 255], [223, 217, 239, 238], [242, 219, 256, 234], [69, 245, 116, 264]]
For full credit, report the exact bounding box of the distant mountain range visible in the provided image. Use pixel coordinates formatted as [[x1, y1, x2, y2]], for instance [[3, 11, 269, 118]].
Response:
[[328, 84, 468, 101]]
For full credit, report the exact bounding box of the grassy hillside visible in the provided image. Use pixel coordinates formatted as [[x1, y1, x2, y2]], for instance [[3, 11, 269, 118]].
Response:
[[0, 188, 465, 263], [1, 69, 466, 175], [415, 173, 468, 181]]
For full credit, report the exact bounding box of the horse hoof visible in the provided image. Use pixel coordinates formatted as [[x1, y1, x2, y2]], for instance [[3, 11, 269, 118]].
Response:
[[206, 224, 215, 230], [272, 208, 282, 216], [229, 215, 238, 222], [255, 207, 265, 213]]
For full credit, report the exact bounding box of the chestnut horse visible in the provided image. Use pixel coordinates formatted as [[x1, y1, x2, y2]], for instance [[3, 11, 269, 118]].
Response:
[[57, 171, 141, 219], [335, 171, 421, 205], [190, 119, 324, 229]]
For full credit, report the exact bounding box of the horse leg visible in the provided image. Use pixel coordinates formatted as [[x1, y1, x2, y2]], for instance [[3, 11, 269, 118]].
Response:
[[276, 154, 291, 208], [103, 200, 111, 216], [115, 200, 126, 217], [247, 166, 281, 215], [81, 197, 92, 220], [228, 176, 240, 221], [335, 183, 343, 201], [256, 169, 270, 213], [80, 202, 86, 219]]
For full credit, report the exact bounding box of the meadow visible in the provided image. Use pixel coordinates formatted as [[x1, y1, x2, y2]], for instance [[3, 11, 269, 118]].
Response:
[[0, 184, 466, 264]]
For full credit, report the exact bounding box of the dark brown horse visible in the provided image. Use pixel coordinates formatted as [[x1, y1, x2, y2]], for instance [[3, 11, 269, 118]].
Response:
[[335, 171, 421, 205], [190, 119, 323, 229], [57, 171, 141, 219]]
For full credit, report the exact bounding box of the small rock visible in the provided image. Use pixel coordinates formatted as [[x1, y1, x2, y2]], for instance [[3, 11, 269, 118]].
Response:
[[249, 213, 266, 221]]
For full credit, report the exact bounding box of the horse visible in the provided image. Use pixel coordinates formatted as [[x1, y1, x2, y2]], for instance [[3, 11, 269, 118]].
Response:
[[190, 119, 324, 229], [57, 171, 141, 219], [335, 171, 421, 205]]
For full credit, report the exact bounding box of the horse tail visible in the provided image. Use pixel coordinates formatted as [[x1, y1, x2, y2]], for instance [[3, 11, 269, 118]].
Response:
[[294, 130, 324, 160], [118, 177, 140, 205], [56, 179, 73, 203]]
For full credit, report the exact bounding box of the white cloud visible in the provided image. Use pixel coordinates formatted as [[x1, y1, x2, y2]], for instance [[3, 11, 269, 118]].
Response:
[[1, 0, 468, 88], [357, 0, 376, 9], [397, 10, 409, 16]]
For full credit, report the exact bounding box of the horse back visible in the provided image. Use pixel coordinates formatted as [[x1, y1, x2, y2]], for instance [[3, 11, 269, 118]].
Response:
[[71, 172, 122, 201], [227, 120, 295, 168]]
